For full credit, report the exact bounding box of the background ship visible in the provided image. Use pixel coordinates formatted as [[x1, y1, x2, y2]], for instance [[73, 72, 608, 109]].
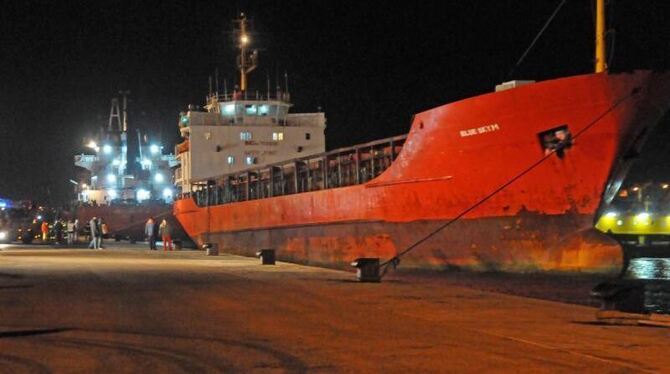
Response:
[[174, 9, 670, 274], [73, 93, 180, 241]]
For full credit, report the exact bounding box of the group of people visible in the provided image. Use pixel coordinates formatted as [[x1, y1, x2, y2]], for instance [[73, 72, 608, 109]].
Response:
[[144, 217, 173, 251], [40, 218, 80, 245], [88, 216, 107, 249]]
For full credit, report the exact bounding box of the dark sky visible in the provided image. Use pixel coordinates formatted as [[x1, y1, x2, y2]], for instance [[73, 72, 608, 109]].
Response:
[[1, 0, 669, 203]]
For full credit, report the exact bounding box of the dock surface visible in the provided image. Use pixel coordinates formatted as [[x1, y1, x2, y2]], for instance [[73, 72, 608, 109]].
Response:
[[0, 244, 667, 372]]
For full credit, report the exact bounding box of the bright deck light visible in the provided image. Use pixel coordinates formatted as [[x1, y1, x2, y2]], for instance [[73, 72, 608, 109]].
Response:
[[150, 144, 160, 154], [162, 188, 173, 198], [103, 144, 112, 154], [107, 174, 116, 183], [604, 211, 618, 218], [154, 173, 164, 183], [137, 189, 151, 202]]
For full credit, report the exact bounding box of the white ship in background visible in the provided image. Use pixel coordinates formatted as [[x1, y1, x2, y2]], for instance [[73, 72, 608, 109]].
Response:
[[72, 93, 179, 242], [74, 93, 178, 205]]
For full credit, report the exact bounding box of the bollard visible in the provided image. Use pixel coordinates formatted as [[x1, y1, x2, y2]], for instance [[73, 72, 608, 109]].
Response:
[[202, 243, 219, 256], [350, 258, 381, 282], [255, 249, 276, 265]]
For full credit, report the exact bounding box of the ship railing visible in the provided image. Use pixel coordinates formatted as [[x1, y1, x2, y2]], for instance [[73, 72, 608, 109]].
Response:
[[188, 134, 408, 207], [207, 90, 291, 104]]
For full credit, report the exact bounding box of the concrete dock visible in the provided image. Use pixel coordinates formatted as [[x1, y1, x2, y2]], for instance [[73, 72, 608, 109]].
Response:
[[0, 244, 667, 372]]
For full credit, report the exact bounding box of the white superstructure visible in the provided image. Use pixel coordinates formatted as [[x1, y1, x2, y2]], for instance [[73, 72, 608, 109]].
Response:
[[175, 93, 326, 193], [174, 13, 326, 193]]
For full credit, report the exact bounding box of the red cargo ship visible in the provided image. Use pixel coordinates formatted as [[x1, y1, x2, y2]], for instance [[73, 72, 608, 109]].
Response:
[[174, 11, 670, 274]]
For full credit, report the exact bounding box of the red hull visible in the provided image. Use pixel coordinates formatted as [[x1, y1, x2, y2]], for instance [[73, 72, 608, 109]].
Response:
[[175, 71, 670, 273]]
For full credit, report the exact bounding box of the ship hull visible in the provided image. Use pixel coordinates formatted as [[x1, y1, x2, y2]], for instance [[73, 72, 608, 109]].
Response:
[[194, 213, 622, 272], [175, 71, 670, 273]]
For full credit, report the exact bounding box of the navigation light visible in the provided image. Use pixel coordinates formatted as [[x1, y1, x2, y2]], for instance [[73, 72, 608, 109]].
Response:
[[137, 189, 151, 202]]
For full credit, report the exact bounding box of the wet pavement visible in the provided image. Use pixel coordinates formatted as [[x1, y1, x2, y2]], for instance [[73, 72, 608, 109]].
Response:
[[0, 243, 668, 372]]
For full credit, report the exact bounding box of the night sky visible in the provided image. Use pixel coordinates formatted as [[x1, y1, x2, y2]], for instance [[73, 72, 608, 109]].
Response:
[[1, 0, 669, 203]]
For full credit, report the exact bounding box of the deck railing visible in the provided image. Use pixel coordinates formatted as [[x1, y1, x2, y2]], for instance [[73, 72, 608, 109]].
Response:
[[186, 134, 408, 207]]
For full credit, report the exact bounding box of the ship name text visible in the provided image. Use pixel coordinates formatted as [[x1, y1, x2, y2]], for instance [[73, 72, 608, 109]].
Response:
[[459, 123, 500, 137]]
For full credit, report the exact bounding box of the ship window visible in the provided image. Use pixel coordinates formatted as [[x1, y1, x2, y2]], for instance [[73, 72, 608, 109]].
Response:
[[538, 125, 572, 158], [240, 131, 252, 141], [245, 105, 257, 115], [305, 133, 311, 140], [245, 156, 256, 165], [227, 156, 235, 165], [259, 105, 270, 115], [272, 132, 284, 141], [222, 104, 235, 115]]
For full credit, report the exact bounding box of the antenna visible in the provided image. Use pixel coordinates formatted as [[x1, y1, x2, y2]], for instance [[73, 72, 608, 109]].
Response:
[[236, 13, 258, 92], [208, 76, 213, 96], [215, 67, 220, 95]]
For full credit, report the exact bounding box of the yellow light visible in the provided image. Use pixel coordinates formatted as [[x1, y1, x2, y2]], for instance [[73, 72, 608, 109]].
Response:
[[240, 34, 249, 45], [663, 184, 669, 189], [605, 211, 617, 218], [632, 186, 640, 192], [634, 212, 651, 226]]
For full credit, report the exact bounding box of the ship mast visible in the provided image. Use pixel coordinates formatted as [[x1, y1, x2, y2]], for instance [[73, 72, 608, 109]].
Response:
[[595, 0, 607, 73], [236, 13, 258, 92]]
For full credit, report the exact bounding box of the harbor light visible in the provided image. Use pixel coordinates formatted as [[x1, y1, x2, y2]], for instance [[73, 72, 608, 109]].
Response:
[[240, 34, 249, 45], [150, 144, 160, 154], [663, 183, 669, 189], [86, 140, 99, 152], [103, 144, 112, 154], [154, 173, 164, 183], [137, 189, 151, 202], [106, 174, 116, 183], [162, 188, 173, 199], [634, 212, 651, 226], [0, 231, 6, 240]]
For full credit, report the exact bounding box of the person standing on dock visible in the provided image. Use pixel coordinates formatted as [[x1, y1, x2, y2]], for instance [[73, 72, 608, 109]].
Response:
[[145, 217, 157, 250], [159, 219, 172, 251], [41, 220, 49, 242], [88, 216, 98, 249], [66, 219, 75, 245]]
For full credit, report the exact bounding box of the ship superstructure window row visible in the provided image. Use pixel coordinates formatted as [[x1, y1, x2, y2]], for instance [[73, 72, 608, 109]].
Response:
[[227, 156, 235, 165], [240, 131, 252, 141], [273, 132, 284, 141]]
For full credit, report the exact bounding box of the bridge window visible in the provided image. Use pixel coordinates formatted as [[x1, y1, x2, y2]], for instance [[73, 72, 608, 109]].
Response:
[[305, 133, 311, 140], [245, 156, 256, 165], [227, 156, 235, 165], [240, 131, 252, 141], [273, 132, 284, 141], [245, 105, 257, 115]]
